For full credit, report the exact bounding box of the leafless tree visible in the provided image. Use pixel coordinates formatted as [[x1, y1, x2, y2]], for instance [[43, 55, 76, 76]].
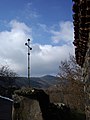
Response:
[[58, 55, 85, 111], [0, 65, 18, 97], [0, 65, 18, 86], [58, 55, 83, 82]]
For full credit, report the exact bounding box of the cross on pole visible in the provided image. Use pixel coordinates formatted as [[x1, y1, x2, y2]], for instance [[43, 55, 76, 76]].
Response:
[[25, 39, 32, 87]]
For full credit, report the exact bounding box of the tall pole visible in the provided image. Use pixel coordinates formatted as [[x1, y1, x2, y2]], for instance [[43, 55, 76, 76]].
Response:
[[28, 39, 30, 81], [25, 39, 32, 87]]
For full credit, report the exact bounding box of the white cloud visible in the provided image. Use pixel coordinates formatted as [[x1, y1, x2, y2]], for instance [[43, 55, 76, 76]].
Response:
[[51, 21, 74, 44], [0, 20, 32, 75], [31, 44, 75, 76], [0, 20, 75, 77]]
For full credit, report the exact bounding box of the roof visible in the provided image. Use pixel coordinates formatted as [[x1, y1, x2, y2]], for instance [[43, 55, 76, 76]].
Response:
[[72, 0, 90, 67]]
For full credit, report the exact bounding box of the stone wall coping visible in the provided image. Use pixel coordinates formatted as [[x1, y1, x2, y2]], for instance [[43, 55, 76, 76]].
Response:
[[0, 95, 13, 102]]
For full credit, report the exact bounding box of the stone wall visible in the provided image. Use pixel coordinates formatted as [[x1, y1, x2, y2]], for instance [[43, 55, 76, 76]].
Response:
[[13, 97, 43, 120], [72, 0, 90, 119], [83, 32, 90, 120]]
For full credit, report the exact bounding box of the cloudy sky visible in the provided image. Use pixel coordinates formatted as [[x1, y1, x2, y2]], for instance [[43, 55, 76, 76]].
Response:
[[0, 0, 74, 77]]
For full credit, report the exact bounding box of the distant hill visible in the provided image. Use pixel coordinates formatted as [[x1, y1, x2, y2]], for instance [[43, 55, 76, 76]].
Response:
[[0, 75, 60, 89], [15, 75, 59, 89]]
